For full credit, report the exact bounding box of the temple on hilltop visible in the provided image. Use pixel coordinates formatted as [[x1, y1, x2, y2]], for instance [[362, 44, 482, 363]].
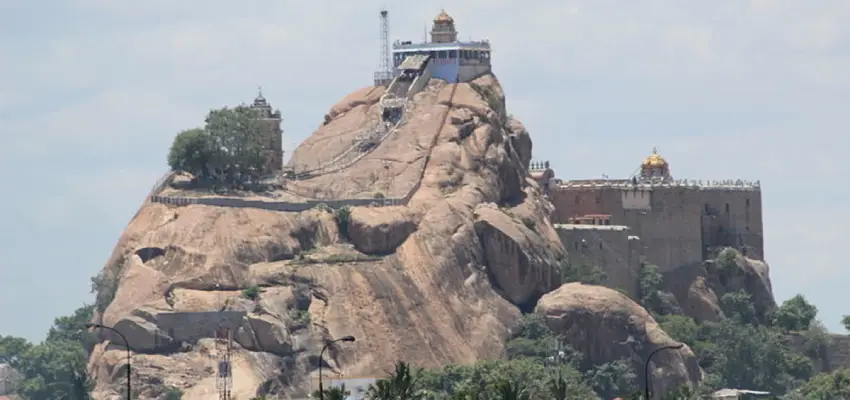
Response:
[[392, 9, 492, 83], [529, 148, 764, 298], [249, 88, 284, 174]]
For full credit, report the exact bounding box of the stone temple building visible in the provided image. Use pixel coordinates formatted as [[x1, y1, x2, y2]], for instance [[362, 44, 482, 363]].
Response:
[[249, 88, 284, 174], [531, 148, 763, 297]]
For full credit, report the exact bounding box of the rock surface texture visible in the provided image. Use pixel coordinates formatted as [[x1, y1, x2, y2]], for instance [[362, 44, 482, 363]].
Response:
[[662, 252, 777, 323], [536, 283, 703, 398], [88, 75, 568, 399]]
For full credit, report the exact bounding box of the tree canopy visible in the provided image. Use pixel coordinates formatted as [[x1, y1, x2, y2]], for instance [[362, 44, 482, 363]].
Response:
[[167, 105, 268, 184], [1, 304, 95, 400]]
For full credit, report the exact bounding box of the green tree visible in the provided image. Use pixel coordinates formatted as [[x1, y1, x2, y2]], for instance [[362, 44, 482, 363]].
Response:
[[585, 359, 638, 399], [364, 361, 422, 400], [559, 261, 607, 286], [0, 335, 31, 365], [165, 386, 184, 400], [1, 305, 96, 400], [794, 368, 850, 399], [841, 315, 850, 332], [167, 128, 218, 179], [204, 105, 267, 183], [13, 339, 92, 400], [46, 304, 95, 345], [638, 263, 664, 314], [719, 291, 758, 325], [771, 294, 818, 332], [492, 379, 530, 400], [312, 383, 349, 400], [167, 105, 268, 184]]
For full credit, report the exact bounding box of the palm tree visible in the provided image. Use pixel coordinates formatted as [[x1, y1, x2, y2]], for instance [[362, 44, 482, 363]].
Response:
[[493, 380, 530, 400], [364, 379, 394, 400], [388, 361, 420, 399], [311, 383, 350, 400], [364, 361, 425, 400], [545, 369, 570, 400]]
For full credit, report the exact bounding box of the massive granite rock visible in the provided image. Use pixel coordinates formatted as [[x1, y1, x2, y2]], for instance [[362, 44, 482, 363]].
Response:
[[662, 249, 777, 323], [536, 283, 703, 398], [87, 75, 567, 399]]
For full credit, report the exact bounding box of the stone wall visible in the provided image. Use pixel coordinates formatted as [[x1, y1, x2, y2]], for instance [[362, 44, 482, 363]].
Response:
[[827, 334, 850, 372], [150, 195, 405, 211], [111, 311, 249, 351], [549, 181, 764, 272], [555, 224, 641, 297]]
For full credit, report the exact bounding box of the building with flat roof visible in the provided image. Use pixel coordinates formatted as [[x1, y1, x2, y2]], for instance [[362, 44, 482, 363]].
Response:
[[392, 10, 492, 83]]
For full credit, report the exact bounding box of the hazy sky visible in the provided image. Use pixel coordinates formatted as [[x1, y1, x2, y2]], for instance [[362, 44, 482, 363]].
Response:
[[1, 0, 848, 341]]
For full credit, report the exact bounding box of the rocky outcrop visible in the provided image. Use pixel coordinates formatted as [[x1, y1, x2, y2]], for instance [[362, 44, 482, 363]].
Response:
[[473, 203, 562, 308], [663, 250, 777, 323], [346, 206, 417, 254], [88, 75, 565, 399], [537, 283, 703, 398]]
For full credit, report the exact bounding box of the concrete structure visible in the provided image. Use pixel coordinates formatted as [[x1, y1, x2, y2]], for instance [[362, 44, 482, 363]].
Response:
[[555, 224, 642, 297], [549, 148, 764, 273], [250, 88, 284, 174], [0, 364, 19, 396], [392, 10, 491, 83]]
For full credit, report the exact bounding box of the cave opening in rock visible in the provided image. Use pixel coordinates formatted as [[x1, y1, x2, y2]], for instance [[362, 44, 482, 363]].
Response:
[[517, 291, 543, 314], [136, 247, 166, 263]]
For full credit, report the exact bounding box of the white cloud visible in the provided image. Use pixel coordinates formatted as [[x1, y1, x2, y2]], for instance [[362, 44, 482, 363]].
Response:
[[1, 0, 849, 340]]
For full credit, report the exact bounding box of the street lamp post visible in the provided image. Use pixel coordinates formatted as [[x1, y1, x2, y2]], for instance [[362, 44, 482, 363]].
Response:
[[318, 335, 355, 400], [644, 343, 684, 400], [86, 323, 132, 400]]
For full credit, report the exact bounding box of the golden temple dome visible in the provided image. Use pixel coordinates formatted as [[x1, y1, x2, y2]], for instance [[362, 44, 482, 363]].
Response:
[[434, 9, 454, 23], [642, 147, 668, 168]]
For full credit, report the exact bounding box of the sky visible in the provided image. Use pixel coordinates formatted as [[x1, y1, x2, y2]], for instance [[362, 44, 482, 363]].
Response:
[[0, 0, 848, 342]]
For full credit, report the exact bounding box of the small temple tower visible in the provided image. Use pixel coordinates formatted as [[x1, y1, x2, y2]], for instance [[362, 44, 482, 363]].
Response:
[[392, 9, 492, 83], [250, 88, 283, 174], [430, 10, 458, 43], [639, 147, 672, 182]]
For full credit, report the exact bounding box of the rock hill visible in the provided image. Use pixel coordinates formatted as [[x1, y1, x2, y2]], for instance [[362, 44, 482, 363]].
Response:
[[87, 75, 703, 399]]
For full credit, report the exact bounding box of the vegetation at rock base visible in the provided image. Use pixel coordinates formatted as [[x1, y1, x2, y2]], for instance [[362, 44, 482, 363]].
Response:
[[559, 260, 607, 286], [632, 248, 848, 398], [243, 285, 261, 300], [90, 264, 123, 313], [164, 386, 184, 400], [333, 205, 353, 239], [0, 304, 95, 400], [167, 105, 268, 185]]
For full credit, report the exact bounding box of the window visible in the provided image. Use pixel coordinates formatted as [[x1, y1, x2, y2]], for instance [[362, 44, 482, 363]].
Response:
[[599, 243, 603, 250], [746, 198, 751, 207], [725, 203, 730, 213], [704, 204, 710, 213], [595, 196, 601, 204], [448, 50, 457, 58], [438, 51, 447, 58], [574, 195, 580, 205]]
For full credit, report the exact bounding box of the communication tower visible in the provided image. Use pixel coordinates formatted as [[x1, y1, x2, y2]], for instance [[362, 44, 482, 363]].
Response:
[[374, 8, 394, 86]]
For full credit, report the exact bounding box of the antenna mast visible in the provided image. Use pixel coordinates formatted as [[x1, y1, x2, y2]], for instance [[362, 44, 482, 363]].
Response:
[[374, 8, 393, 86]]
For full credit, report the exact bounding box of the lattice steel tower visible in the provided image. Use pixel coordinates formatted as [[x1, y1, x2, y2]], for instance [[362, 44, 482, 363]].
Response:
[[374, 8, 393, 86], [215, 325, 233, 400]]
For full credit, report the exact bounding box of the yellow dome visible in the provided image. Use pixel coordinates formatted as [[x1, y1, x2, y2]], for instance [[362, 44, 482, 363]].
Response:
[[642, 147, 668, 168], [434, 9, 454, 23]]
